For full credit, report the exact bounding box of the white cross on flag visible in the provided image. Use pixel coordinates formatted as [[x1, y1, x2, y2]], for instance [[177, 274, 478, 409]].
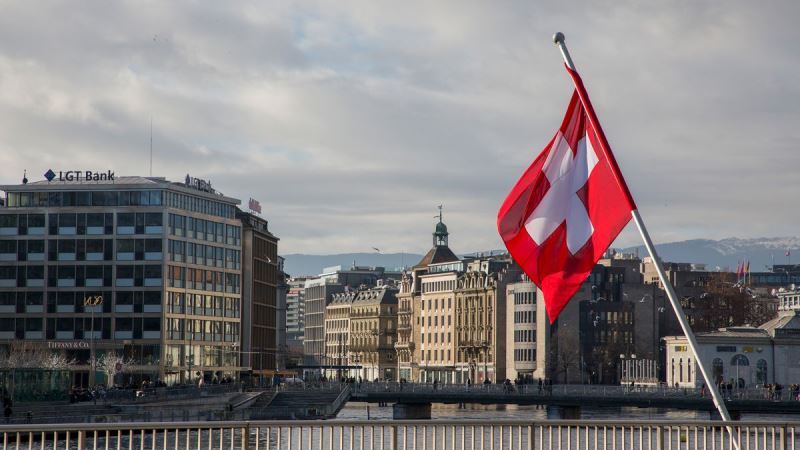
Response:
[[498, 66, 636, 323]]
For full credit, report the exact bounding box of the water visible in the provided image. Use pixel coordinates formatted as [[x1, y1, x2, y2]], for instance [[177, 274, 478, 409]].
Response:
[[337, 401, 793, 421]]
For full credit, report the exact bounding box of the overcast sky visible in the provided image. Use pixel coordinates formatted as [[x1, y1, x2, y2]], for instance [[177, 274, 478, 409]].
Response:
[[0, 1, 798, 255]]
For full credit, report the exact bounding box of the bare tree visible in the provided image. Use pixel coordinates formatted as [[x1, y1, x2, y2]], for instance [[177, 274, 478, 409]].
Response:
[[95, 352, 134, 386], [686, 274, 778, 332], [0, 342, 75, 369]]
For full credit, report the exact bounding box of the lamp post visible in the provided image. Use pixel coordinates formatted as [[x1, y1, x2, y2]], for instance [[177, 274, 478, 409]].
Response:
[[84, 295, 103, 388]]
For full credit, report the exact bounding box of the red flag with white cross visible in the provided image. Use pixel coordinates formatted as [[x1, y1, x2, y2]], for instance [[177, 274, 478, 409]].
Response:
[[497, 66, 636, 323]]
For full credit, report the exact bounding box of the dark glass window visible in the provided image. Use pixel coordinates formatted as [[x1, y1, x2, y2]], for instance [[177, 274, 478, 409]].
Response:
[[0, 215, 18, 228], [144, 265, 161, 279], [75, 192, 91, 206], [145, 213, 162, 227], [92, 192, 118, 206], [28, 240, 44, 253], [145, 239, 162, 252], [86, 239, 104, 253], [118, 213, 135, 227], [117, 292, 133, 305], [28, 214, 45, 228], [58, 214, 76, 227], [48, 192, 62, 206], [57, 266, 75, 279], [26, 266, 44, 279], [87, 213, 105, 227], [143, 317, 160, 331]]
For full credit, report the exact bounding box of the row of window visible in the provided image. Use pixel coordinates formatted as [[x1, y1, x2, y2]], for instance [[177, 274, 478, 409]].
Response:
[[166, 266, 241, 294], [422, 280, 457, 293], [165, 191, 235, 219], [514, 310, 534, 324], [168, 214, 241, 246], [513, 291, 535, 305], [165, 318, 240, 342], [0, 316, 161, 339], [0, 290, 161, 311], [164, 344, 238, 368], [421, 297, 453, 311], [4, 190, 163, 208], [419, 315, 452, 327], [421, 332, 451, 344], [166, 292, 241, 318], [0, 238, 163, 262], [167, 240, 240, 269], [514, 348, 535, 362], [0, 264, 163, 288], [514, 329, 534, 343]]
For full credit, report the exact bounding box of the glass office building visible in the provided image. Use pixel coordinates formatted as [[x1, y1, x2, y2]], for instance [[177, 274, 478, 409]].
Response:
[[0, 175, 242, 386]]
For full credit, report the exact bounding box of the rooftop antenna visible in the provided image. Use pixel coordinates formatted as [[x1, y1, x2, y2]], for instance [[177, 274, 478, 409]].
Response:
[[149, 116, 153, 176], [22, 169, 28, 185]]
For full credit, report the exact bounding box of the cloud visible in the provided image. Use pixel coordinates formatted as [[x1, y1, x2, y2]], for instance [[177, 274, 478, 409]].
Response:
[[0, 1, 798, 254]]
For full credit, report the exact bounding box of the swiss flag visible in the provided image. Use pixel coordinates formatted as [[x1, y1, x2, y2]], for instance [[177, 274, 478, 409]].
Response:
[[498, 66, 636, 323]]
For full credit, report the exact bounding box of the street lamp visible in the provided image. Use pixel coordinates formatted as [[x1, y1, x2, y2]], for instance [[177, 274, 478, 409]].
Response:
[[84, 295, 103, 387]]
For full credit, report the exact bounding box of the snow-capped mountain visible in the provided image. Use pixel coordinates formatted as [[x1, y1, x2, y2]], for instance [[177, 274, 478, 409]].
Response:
[[621, 237, 800, 272]]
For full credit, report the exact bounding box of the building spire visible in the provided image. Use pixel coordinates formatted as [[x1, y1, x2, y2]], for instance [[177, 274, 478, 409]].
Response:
[[433, 205, 449, 248]]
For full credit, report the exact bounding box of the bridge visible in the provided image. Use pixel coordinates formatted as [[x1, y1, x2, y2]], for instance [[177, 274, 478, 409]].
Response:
[[348, 383, 800, 419], [0, 419, 795, 450]]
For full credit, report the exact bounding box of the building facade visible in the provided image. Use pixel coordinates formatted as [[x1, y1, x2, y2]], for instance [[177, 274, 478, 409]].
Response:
[[324, 290, 356, 379], [286, 277, 307, 342], [505, 276, 537, 382], [238, 211, 279, 377], [395, 213, 519, 384], [0, 174, 242, 386], [303, 265, 394, 376], [350, 285, 398, 381]]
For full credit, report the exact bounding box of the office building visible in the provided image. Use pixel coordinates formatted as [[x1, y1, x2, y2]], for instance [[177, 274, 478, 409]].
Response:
[[0, 173, 242, 386], [238, 211, 279, 377], [505, 275, 537, 382]]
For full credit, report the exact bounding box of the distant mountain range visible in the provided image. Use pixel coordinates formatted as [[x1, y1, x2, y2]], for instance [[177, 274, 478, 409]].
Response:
[[620, 237, 800, 272], [281, 237, 800, 278]]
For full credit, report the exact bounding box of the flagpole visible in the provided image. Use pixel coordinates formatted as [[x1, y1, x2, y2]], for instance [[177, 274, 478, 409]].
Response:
[[552, 32, 739, 428]]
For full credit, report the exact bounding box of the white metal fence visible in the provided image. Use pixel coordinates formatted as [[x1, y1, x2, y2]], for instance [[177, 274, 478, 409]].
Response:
[[0, 420, 797, 450]]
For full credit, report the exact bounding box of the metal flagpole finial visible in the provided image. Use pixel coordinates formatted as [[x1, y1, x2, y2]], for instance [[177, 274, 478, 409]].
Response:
[[552, 31, 577, 71]]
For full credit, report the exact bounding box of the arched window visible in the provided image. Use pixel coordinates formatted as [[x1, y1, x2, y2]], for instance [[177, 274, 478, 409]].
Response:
[[731, 354, 749, 367], [712, 358, 724, 383], [756, 359, 768, 385]]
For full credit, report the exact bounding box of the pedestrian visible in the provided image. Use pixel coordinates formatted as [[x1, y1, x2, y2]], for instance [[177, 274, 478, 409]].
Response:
[[700, 383, 706, 398], [537, 378, 543, 395]]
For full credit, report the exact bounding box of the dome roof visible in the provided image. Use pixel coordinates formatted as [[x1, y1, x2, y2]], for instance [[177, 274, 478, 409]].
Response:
[[435, 221, 448, 235]]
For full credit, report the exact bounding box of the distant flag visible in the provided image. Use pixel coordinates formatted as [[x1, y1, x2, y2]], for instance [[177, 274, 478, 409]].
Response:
[[736, 260, 743, 283], [787, 251, 792, 257]]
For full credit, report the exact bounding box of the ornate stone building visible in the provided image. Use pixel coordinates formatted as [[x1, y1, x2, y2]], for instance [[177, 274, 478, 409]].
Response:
[[394, 209, 520, 384], [349, 285, 399, 381], [395, 272, 416, 381], [324, 290, 356, 379]]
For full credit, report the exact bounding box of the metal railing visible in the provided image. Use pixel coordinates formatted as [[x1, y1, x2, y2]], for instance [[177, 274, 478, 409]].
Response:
[[0, 419, 797, 450], [351, 382, 800, 401]]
